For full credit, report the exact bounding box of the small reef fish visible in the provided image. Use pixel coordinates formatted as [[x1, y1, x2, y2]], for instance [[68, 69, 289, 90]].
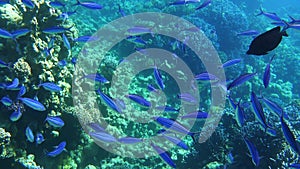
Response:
[[126, 94, 151, 107], [235, 100, 245, 127], [117, 137, 142, 144], [227, 95, 237, 110], [161, 134, 188, 150], [237, 30, 259, 36], [87, 122, 106, 132], [10, 107, 22, 122], [263, 55, 275, 88], [194, 72, 218, 81], [243, 137, 260, 166], [58, 59, 67, 67], [256, 7, 281, 21], [280, 112, 300, 155], [0, 28, 12, 39], [73, 35, 98, 42], [25, 126, 34, 143], [169, 0, 200, 6], [96, 89, 122, 113], [219, 59, 241, 69], [250, 92, 270, 129], [260, 96, 289, 119], [147, 84, 159, 93], [79, 73, 109, 83], [154, 64, 165, 90], [19, 97, 46, 111], [42, 26, 73, 34], [11, 29, 31, 39], [180, 111, 209, 119], [18, 85, 27, 98], [5, 78, 19, 90], [89, 132, 117, 143], [177, 93, 197, 104], [289, 163, 300, 169], [47, 141, 66, 157], [36, 132, 45, 144], [246, 26, 287, 55], [0, 59, 11, 68], [153, 117, 195, 136], [117, 4, 126, 17], [21, 0, 35, 9], [39, 82, 62, 92], [1, 96, 12, 106], [57, 11, 76, 22], [150, 143, 176, 168], [155, 105, 180, 113], [227, 73, 256, 90], [0, 0, 9, 5], [75, 0, 103, 10], [195, 0, 211, 10], [62, 33, 71, 50], [49, 1, 66, 8], [46, 116, 65, 128]]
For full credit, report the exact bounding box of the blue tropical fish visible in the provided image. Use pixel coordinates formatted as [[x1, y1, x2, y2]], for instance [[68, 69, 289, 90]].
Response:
[[235, 100, 245, 127], [0, 0, 9, 5], [250, 92, 270, 129], [89, 132, 117, 143], [0, 28, 12, 39], [25, 126, 34, 143], [194, 72, 218, 81], [47, 141, 66, 157], [96, 89, 122, 113], [150, 143, 176, 168], [237, 30, 259, 36], [289, 163, 300, 169], [117, 4, 126, 17], [10, 107, 22, 122], [161, 134, 188, 150], [147, 84, 159, 93], [195, 0, 211, 10], [154, 64, 165, 90], [5, 78, 19, 90], [227, 73, 256, 90], [19, 97, 46, 111], [118, 137, 142, 144], [0, 59, 11, 68], [1, 96, 12, 106], [36, 132, 45, 144], [49, 1, 66, 8], [58, 59, 67, 67], [155, 105, 180, 113], [280, 112, 300, 155], [46, 116, 65, 128], [127, 26, 153, 36], [79, 73, 109, 83], [153, 117, 194, 136], [126, 94, 151, 107], [177, 93, 197, 104], [261, 96, 289, 119], [219, 59, 241, 69], [75, 0, 103, 10], [227, 95, 237, 110], [243, 137, 260, 166], [18, 85, 26, 98], [42, 26, 73, 34], [21, 0, 35, 9], [87, 122, 106, 132], [263, 55, 275, 88], [39, 82, 62, 92], [180, 111, 209, 119], [256, 7, 282, 21], [11, 29, 31, 39], [62, 33, 71, 50], [73, 35, 98, 42]]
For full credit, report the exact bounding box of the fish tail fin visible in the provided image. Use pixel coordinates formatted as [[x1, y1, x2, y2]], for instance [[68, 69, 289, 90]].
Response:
[[281, 20, 290, 34], [288, 15, 296, 23], [75, 0, 81, 5], [255, 7, 264, 16], [269, 54, 275, 63]]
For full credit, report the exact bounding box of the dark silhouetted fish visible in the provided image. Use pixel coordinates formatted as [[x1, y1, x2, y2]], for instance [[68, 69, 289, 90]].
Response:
[[246, 26, 287, 55]]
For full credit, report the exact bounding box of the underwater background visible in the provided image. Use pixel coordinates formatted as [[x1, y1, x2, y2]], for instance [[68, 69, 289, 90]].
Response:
[[0, 0, 300, 169]]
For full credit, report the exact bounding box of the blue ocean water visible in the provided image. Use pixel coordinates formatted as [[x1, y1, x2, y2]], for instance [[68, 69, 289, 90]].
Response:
[[0, 0, 300, 169]]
